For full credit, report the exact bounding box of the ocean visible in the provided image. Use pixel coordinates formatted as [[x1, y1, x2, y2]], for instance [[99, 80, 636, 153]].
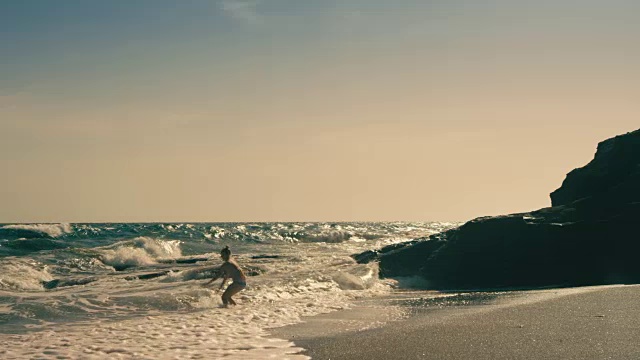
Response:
[[0, 222, 456, 359]]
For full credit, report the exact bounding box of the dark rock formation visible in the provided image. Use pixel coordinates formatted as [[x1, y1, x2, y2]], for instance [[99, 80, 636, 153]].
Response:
[[356, 129, 640, 290], [550, 129, 640, 207]]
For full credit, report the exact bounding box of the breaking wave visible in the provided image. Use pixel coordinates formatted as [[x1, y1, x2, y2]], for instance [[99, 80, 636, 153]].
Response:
[[97, 237, 183, 271], [0, 223, 73, 239], [0, 258, 53, 291]]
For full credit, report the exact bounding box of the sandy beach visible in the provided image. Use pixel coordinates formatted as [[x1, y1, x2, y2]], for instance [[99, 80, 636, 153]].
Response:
[[271, 285, 640, 360]]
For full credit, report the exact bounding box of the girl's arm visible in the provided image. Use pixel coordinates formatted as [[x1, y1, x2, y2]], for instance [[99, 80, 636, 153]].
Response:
[[219, 275, 229, 290], [204, 268, 222, 286]]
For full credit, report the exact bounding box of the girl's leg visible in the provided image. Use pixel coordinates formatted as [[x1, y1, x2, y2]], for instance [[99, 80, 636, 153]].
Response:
[[221, 283, 244, 306]]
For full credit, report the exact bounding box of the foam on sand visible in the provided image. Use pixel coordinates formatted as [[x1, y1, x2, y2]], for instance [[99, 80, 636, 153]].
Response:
[[0, 278, 389, 359], [0, 305, 310, 359]]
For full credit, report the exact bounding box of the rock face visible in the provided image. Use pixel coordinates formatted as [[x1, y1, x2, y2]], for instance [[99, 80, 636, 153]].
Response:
[[356, 129, 640, 290]]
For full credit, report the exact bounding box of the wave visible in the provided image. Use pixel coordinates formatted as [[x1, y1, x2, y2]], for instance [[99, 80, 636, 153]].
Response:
[[332, 262, 380, 290], [42, 277, 99, 290], [207, 224, 382, 244], [2, 238, 69, 254], [97, 237, 183, 271], [291, 230, 355, 243], [0, 223, 73, 239], [0, 258, 53, 291], [1, 222, 449, 249]]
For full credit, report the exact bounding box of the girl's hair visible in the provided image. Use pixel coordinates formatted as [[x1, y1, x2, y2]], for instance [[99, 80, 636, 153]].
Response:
[[220, 246, 231, 256]]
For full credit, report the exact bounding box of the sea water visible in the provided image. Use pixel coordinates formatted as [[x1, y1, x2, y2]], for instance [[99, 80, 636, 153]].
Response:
[[0, 222, 456, 359]]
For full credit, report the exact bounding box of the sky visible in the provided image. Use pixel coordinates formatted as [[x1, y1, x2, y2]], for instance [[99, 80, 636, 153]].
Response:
[[1, 0, 639, 222]]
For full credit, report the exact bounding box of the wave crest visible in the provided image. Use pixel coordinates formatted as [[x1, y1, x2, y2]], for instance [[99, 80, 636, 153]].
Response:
[[1, 223, 73, 238], [0, 259, 53, 291], [98, 237, 182, 271]]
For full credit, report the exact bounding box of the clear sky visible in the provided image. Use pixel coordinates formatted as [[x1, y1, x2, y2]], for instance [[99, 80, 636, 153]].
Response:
[[1, 0, 639, 222]]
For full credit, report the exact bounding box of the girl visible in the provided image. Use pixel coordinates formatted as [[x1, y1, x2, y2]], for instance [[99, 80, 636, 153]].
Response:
[[204, 246, 247, 306]]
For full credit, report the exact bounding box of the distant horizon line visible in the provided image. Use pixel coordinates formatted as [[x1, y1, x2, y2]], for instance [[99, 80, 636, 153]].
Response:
[[0, 219, 466, 224]]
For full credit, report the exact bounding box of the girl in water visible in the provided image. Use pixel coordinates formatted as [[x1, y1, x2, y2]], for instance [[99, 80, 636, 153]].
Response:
[[204, 246, 247, 306]]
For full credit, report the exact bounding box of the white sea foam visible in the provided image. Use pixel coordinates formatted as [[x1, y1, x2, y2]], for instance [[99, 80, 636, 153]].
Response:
[[100, 247, 157, 269], [0, 259, 53, 291], [0, 307, 311, 359], [133, 237, 182, 258], [99, 237, 182, 269], [1, 223, 72, 238]]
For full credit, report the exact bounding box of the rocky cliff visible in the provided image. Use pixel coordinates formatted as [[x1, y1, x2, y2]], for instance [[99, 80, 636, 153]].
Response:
[[356, 129, 640, 289]]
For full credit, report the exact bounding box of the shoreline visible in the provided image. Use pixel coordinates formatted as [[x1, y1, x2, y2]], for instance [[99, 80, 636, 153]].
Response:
[[270, 284, 640, 359]]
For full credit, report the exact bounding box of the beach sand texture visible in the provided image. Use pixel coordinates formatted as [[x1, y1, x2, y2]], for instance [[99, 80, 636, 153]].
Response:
[[272, 285, 640, 360]]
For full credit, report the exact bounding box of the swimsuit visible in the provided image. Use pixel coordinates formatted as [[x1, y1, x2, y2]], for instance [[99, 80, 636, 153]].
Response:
[[234, 279, 247, 287]]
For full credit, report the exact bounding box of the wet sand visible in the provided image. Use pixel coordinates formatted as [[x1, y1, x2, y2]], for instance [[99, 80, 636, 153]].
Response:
[[270, 285, 640, 359]]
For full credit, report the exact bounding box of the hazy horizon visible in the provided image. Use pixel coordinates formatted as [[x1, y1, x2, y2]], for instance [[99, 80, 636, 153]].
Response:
[[2, 1, 639, 223]]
